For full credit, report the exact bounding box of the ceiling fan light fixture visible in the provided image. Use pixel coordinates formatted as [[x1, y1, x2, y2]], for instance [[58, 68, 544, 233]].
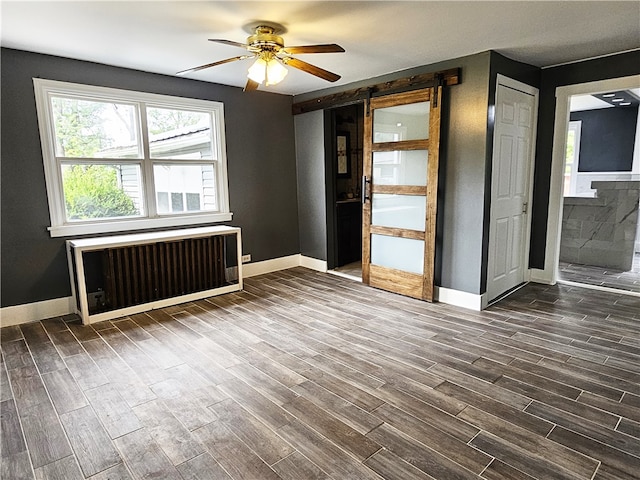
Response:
[[247, 53, 288, 86], [247, 56, 268, 84], [181, 21, 343, 90], [265, 58, 288, 85]]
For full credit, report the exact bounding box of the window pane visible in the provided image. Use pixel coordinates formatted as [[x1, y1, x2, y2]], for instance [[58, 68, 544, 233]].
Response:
[[51, 97, 140, 158], [62, 164, 143, 220], [373, 102, 430, 143], [171, 193, 184, 212], [373, 150, 428, 186], [371, 193, 426, 231], [186, 193, 200, 211], [157, 192, 169, 212], [147, 108, 214, 160], [371, 234, 424, 274], [154, 164, 217, 214]]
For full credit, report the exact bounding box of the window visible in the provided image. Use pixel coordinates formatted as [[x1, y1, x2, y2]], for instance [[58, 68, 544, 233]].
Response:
[[34, 79, 231, 237], [563, 120, 582, 197]]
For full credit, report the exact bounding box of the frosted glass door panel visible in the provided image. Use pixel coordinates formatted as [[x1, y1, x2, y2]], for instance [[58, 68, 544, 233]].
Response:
[[371, 234, 424, 274], [373, 102, 430, 143], [373, 150, 428, 186], [371, 194, 426, 231]]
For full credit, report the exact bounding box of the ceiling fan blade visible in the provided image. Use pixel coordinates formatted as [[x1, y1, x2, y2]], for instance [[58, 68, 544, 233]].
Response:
[[176, 55, 253, 75], [283, 57, 341, 82], [244, 79, 260, 92], [208, 39, 249, 49], [282, 44, 345, 54]]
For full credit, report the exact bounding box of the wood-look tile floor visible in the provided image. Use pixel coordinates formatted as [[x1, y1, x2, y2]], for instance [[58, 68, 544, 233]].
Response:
[[2, 267, 640, 480], [332, 261, 363, 279], [559, 253, 640, 294]]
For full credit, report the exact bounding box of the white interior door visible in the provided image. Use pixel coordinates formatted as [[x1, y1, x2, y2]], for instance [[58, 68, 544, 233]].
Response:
[[487, 78, 538, 302]]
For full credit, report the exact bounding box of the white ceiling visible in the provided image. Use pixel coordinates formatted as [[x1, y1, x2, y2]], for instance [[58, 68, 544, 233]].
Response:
[[570, 94, 614, 112], [2, 1, 639, 96]]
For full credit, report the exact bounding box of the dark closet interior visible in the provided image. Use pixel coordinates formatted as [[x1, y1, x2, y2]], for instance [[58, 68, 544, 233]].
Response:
[[332, 103, 364, 268]]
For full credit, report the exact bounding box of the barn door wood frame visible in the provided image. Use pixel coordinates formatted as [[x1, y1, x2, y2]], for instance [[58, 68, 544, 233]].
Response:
[[362, 86, 442, 301]]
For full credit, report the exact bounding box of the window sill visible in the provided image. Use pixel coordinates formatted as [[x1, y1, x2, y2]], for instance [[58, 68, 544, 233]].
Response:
[[48, 212, 233, 238]]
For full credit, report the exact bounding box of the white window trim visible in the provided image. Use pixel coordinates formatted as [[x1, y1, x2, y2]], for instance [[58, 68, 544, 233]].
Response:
[[33, 79, 232, 237]]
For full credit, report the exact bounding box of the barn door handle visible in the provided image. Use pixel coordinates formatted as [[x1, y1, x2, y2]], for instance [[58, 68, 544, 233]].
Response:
[[362, 176, 371, 204]]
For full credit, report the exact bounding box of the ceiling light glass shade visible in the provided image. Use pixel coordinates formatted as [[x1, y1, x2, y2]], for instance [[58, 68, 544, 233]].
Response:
[[247, 56, 288, 86], [247, 57, 267, 84], [265, 58, 288, 85]]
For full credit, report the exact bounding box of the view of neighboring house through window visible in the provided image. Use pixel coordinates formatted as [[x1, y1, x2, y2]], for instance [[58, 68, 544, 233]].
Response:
[[34, 79, 231, 236]]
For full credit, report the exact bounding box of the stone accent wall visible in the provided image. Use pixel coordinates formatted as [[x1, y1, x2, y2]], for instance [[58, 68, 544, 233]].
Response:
[[560, 181, 640, 271]]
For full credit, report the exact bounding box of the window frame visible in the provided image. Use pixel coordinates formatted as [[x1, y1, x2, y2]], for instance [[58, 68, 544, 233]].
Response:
[[34, 79, 232, 237]]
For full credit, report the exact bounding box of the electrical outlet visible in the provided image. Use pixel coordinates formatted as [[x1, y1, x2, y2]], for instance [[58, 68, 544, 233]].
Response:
[[241, 254, 251, 263], [88, 290, 105, 309]]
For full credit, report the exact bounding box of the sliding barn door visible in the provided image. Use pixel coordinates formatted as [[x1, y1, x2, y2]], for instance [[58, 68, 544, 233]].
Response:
[[362, 87, 442, 301]]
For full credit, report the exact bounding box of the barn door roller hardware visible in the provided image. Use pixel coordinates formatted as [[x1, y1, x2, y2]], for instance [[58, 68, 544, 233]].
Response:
[[292, 67, 459, 115]]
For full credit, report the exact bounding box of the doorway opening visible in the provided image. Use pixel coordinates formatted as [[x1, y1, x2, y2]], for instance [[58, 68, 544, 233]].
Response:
[[329, 103, 364, 281], [557, 88, 640, 294]]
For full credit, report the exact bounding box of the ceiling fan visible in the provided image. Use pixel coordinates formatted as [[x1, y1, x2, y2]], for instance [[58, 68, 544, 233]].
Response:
[[177, 22, 345, 91]]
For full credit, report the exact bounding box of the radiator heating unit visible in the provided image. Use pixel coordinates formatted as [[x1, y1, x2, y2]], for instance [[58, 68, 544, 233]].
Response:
[[66, 226, 242, 324]]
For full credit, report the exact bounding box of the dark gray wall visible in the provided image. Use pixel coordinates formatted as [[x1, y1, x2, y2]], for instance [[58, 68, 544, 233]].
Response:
[[529, 50, 640, 269], [437, 53, 491, 294], [1, 48, 300, 307], [571, 106, 638, 172], [294, 52, 493, 295], [295, 110, 328, 261]]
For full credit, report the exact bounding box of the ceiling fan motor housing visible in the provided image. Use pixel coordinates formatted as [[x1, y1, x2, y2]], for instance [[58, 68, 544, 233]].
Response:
[[247, 26, 284, 53]]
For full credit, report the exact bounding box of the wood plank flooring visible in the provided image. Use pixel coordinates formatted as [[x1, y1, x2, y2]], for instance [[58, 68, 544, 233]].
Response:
[[559, 253, 640, 294], [1, 267, 640, 479], [332, 261, 363, 279]]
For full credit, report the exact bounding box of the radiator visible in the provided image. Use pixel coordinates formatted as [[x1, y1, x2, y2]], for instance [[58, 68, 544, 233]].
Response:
[[67, 226, 242, 324]]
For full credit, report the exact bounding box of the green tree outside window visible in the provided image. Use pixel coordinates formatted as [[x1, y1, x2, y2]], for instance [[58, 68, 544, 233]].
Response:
[[53, 98, 138, 219], [63, 165, 138, 219]]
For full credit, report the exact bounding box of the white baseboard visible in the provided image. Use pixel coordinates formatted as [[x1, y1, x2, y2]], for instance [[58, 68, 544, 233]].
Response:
[[299, 255, 328, 273], [242, 254, 302, 278], [243, 254, 327, 277], [0, 296, 75, 328], [434, 286, 484, 311], [529, 268, 555, 285]]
